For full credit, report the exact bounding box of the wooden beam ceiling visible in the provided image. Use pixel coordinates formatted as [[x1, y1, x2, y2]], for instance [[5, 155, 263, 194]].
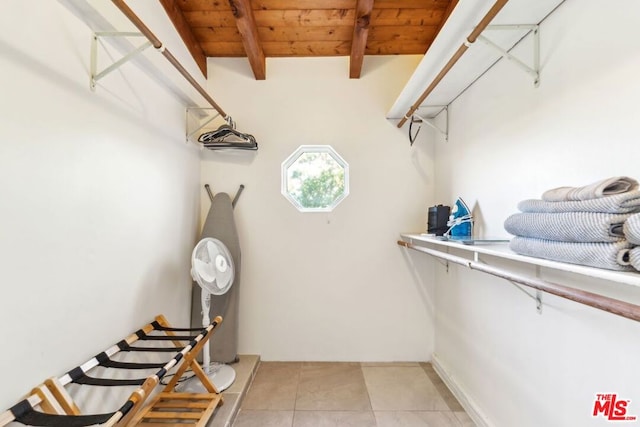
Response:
[[166, 0, 458, 79], [158, 0, 208, 77], [229, 0, 266, 80], [350, 0, 374, 79]]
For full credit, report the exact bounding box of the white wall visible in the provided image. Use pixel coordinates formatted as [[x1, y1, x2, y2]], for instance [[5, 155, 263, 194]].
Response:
[[0, 1, 200, 410], [202, 56, 437, 361], [430, 1, 640, 426]]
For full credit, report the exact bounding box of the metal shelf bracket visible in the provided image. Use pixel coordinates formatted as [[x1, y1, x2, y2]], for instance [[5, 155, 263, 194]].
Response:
[[90, 32, 152, 91], [536, 291, 543, 313], [410, 105, 449, 142], [186, 107, 223, 144], [478, 25, 540, 87], [477, 253, 543, 314], [399, 235, 640, 323]]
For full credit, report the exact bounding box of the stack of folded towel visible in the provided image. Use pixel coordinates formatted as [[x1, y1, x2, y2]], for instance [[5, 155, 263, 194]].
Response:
[[504, 176, 640, 271], [624, 214, 640, 271]]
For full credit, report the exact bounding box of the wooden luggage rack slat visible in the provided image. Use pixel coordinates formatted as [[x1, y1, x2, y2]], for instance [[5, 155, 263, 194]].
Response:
[[131, 392, 221, 426], [0, 314, 224, 427]]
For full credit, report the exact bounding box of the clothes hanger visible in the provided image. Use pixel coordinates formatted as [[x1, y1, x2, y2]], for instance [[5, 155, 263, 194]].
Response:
[[198, 117, 258, 150]]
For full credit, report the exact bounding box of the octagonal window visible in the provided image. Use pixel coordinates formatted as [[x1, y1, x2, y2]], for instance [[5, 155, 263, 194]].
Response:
[[281, 145, 349, 212]]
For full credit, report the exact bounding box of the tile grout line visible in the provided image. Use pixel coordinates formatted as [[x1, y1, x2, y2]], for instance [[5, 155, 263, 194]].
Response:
[[226, 356, 261, 427], [359, 362, 379, 427], [231, 358, 261, 426], [290, 362, 302, 427], [234, 361, 474, 427], [359, 362, 376, 414]]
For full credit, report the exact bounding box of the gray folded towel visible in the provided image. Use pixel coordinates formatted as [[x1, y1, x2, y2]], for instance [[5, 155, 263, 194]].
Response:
[[504, 212, 629, 243], [542, 176, 638, 202], [518, 191, 640, 214], [630, 247, 640, 271], [509, 236, 634, 271], [623, 213, 640, 245]]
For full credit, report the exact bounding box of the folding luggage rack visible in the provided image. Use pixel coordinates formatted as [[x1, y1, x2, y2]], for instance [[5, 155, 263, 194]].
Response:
[[0, 314, 224, 427]]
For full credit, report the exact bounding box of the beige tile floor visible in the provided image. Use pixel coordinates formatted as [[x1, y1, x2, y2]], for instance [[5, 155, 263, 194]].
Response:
[[232, 362, 475, 427], [203, 355, 260, 427]]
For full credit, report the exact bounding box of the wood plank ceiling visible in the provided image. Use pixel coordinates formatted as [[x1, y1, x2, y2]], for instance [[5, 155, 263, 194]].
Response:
[[160, 0, 458, 80]]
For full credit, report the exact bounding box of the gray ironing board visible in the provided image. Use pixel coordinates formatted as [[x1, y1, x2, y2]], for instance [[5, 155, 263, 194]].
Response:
[[190, 192, 240, 363]]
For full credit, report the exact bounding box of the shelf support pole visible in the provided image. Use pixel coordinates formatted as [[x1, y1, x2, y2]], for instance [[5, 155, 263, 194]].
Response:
[[398, 0, 511, 128], [478, 254, 542, 313], [535, 266, 543, 314], [186, 108, 222, 142], [411, 106, 449, 142], [111, 0, 228, 118], [398, 239, 640, 323], [90, 32, 151, 91], [477, 24, 540, 87]]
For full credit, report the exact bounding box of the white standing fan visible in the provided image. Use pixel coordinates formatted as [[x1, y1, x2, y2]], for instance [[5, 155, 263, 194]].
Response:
[[185, 237, 236, 392]]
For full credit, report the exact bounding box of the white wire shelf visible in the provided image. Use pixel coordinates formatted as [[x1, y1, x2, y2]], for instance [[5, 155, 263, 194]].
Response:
[[400, 233, 640, 288]]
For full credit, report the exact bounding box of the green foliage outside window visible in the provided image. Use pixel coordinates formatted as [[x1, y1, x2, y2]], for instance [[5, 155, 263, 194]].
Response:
[[283, 147, 348, 212]]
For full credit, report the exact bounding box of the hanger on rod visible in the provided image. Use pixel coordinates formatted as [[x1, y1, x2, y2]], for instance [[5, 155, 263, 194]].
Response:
[[110, 0, 259, 151], [198, 117, 258, 151]]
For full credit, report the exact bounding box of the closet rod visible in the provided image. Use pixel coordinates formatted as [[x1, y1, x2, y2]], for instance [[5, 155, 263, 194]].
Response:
[[397, 240, 640, 323], [397, 0, 510, 128], [111, 0, 227, 119]]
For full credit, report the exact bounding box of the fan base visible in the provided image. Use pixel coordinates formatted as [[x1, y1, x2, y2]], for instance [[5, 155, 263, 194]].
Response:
[[180, 363, 236, 393]]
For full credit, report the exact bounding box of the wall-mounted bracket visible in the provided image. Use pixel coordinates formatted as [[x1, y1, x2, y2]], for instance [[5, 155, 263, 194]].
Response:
[[90, 32, 152, 91], [433, 257, 450, 271], [408, 105, 449, 144], [186, 107, 223, 144], [536, 290, 543, 314], [399, 234, 640, 323], [204, 183, 245, 208], [505, 280, 543, 314], [534, 265, 543, 314], [478, 24, 540, 87], [477, 253, 543, 314]]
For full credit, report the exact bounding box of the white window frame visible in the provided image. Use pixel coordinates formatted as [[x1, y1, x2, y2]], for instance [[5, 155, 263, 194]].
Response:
[[281, 145, 349, 213]]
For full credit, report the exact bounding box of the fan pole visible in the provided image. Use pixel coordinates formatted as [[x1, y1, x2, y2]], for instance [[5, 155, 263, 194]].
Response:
[[201, 291, 211, 374]]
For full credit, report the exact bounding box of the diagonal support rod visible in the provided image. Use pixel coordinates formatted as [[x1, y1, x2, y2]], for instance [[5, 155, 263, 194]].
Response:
[[111, 0, 228, 118], [478, 24, 540, 87], [398, 0, 510, 128], [90, 32, 151, 90]]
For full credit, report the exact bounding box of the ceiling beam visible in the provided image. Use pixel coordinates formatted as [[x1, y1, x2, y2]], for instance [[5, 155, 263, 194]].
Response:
[[158, 0, 208, 77], [349, 0, 374, 79], [229, 0, 266, 80]]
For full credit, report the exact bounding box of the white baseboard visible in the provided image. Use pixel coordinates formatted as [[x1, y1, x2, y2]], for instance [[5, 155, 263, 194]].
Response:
[[431, 353, 494, 427]]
